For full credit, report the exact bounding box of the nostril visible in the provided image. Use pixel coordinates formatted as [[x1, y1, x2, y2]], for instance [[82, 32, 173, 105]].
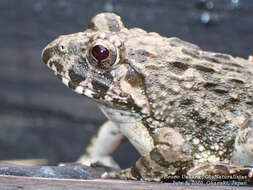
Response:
[[42, 48, 52, 64], [59, 45, 65, 51]]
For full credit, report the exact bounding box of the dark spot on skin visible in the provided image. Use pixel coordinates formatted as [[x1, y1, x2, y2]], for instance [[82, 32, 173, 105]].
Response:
[[130, 49, 157, 64], [221, 66, 238, 72], [214, 53, 231, 60], [150, 148, 171, 168], [203, 81, 217, 88], [145, 65, 160, 70], [68, 69, 86, 89], [125, 67, 144, 88], [229, 78, 244, 84], [111, 96, 142, 113], [68, 81, 77, 89], [90, 72, 112, 99], [69, 69, 85, 82], [53, 62, 63, 73], [91, 77, 109, 96], [229, 95, 239, 103], [181, 48, 200, 58], [223, 61, 243, 68], [171, 61, 190, 70], [213, 87, 229, 94], [42, 47, 53, 63], [194, 64, 215, 73], [135, 49, 151, 57], [189, 110, 207, 124], [201, 54, 221, 63], [102, 72, 114, 81], [171, 160, 193, 175], [246, 100, 253, 105], [169, 42, 178, 47], [105, 14, 121, 32], [180, 94, 193, 105], [56, 74, 62, 80], [87, 21, 95, 30], [110, 131, 119, 136], [138, 156, 153, 171], [129, 50, 149, 63]]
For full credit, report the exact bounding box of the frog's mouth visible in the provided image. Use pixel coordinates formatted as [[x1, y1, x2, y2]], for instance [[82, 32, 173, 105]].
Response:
[[52, 71, 96, 99], [43, 57, 131, 112], [43, 56, 103, 100], [52, 70, 138, 112]]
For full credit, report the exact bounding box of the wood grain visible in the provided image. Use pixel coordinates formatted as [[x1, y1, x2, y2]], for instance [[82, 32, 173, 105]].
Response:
[[0, 175, 252, 190]]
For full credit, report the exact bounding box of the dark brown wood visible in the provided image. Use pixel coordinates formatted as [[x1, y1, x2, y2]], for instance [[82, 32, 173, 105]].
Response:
[[0, 175, 252, 190]]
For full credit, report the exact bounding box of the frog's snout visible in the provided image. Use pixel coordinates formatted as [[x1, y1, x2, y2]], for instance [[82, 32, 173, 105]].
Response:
[[42, 46, 52, 64], [42, 38, 59, 64]]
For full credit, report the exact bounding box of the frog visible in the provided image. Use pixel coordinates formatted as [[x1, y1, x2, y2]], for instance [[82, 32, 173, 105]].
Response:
[[42, 12, 253, 182]]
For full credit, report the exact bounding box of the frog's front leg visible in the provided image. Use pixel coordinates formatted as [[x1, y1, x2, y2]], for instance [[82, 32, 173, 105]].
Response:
[[77, 121, 124, 169], [103, 127, 193, 181]]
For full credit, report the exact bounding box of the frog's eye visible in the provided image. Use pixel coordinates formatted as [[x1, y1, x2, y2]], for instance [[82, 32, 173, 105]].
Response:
[[91, 45, 109, 61], [86, 40, 117, 70]]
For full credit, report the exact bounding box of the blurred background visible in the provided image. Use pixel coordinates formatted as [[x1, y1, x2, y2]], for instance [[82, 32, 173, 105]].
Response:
[[0, 0, 252, 169]]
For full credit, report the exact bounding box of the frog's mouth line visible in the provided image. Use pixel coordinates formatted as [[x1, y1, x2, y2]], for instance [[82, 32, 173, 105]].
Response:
[[50, 61, 145, 114], [54, 71, 96, 99]]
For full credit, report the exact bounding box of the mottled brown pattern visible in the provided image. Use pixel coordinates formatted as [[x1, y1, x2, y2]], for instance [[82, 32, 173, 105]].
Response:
[[42, 12, 253, 182]]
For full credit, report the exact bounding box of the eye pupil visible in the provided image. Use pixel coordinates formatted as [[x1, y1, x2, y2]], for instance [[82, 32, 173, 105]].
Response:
[[92, 45, 109, 61]]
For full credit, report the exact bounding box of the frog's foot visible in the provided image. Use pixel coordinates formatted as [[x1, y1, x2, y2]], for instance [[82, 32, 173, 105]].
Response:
[[102, 153, 192, 182], [58, 155, 120, 169], [103, 127, 194, 182], [103, 145, 193, 182], [77, 155, 120, 169], [188, 163, 253, 184], [102, 168, 136, 180]]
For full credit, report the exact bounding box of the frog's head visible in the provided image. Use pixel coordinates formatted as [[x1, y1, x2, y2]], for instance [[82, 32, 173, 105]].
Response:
[[42, 13, 150, 115]]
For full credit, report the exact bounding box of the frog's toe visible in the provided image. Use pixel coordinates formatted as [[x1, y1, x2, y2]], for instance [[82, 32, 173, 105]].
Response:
[[101, 168, 137, 180], [77, 155, 120, 169]]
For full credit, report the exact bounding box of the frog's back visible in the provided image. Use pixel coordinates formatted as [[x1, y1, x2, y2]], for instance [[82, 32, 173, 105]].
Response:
[[125, 31, 253, 162]]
